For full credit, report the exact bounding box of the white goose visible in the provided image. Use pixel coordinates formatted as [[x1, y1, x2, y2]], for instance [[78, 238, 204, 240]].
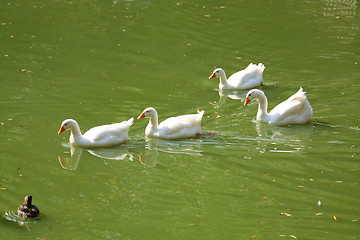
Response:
[[209, 63, 265, 90], [244, 87, 313, 125], [58, 118, 134, 148], [137, 107, 204, 139]]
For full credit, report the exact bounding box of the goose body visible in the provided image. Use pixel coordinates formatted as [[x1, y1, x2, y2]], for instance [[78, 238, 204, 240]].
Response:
[[244, 87, 313, 125], [58, 118, 134, 148], [138, 107, 204, 139], [209, 63, 265, 90], [18, 195, 39, 220]]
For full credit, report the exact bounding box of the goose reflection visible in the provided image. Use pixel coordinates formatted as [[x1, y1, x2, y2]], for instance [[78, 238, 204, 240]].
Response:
[[217, 90, 247, 107], [58, 137, 204, 169], [145, 137, 203, 156], [58, 143, 134, 170], [88, 148, 134, 161], [254, 121, 314, 153], [138, 137, 204, 166], [58, 146, 82, 170]]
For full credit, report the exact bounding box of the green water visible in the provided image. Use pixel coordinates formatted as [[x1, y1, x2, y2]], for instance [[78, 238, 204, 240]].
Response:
[[1, 0, 359, 239]]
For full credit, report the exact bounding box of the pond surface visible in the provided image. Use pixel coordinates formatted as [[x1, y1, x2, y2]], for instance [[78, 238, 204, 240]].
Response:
[[1, 0, 359, 239]]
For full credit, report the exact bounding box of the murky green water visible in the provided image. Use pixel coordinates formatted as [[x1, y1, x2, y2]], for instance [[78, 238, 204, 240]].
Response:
[[1, 0, 359, 239]]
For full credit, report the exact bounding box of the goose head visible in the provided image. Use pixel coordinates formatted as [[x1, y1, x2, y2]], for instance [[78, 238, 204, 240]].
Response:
[[138, 107, 157, 119], [209, 68, 225, 79], [244, 89, 265, 106], [58, 119, 78, 134]]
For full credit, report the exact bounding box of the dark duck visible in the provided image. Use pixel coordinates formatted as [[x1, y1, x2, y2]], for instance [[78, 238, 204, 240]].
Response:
[[17, 195, 40, 219]]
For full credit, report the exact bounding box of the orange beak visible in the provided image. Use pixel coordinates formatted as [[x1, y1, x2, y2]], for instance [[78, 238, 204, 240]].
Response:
[[244, 97, 251, 106], [137, 112, 146, 119], [58, 126, 65, 134], [209, 72, 216, 79]]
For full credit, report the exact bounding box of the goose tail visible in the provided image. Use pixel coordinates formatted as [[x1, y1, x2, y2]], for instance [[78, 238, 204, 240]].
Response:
[[198, 110, 205, 118], [126, 117, 134, 126], [257, 63, 266, 72]]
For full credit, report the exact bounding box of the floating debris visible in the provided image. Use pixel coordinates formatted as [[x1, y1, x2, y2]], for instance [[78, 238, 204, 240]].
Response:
[[280, 212, 293, 217]]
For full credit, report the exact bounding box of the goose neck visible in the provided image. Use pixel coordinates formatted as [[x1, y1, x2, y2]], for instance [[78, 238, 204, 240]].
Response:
[[69, 124, 83, 143], [256, 95, 269, 120], [219, 74, 228, 84], [148, 114, 159, 129]]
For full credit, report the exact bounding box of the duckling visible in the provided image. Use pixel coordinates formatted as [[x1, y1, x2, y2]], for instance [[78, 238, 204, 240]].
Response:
[[17, 195, 40, 220]]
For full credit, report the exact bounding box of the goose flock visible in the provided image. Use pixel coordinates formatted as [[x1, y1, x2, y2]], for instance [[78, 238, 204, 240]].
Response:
[[18, 62, 313, 220], [58, 62, 313, 148]]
